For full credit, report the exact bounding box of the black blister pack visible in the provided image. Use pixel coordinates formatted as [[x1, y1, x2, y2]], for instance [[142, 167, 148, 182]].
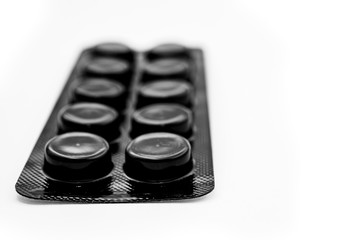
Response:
[[15, 43, 214, 203]]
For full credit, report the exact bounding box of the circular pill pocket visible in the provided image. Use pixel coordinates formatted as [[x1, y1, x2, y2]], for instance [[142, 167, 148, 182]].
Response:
[[124, 132, 193, 182], [58, 103, 120, 141], [84, 57, 132, 85], [137, 80, 193, 108], [43, 132, 113, 183], [131, 104, 193, 138], [147, 43, 188, 60], [74, 78, 127, 110], [92, 42, 134, 61], [142, 59, 190, 82]]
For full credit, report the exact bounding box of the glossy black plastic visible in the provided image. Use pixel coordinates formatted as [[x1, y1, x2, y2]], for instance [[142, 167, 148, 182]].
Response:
[[15, 43, 214, 203], [147, 43, 188, 59], [142, 58, 190, 82], [137, 80, 193, 107], [43, 132, 112, 182], [74, 78, 127, 110], [84, 57, 132, 85], [124, 132, 192, 182], [92, 42, 134, 61], [131, 104, 193, 138], [58, 102, 120, 140]]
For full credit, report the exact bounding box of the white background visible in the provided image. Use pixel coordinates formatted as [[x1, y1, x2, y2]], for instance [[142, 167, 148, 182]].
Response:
[[1, 0, 360, 239]]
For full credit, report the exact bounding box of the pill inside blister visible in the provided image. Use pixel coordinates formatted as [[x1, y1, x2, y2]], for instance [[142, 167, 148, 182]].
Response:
[[92, 42, 134, 61], [124, 132, 193, 182], [137, 80, 193, 107], [142, 59, 190, 81], [43, 132, 112, 183], [85, 57, 132, 84], [147, 43, 188, 60], [131, 104, 193, 138], [74, 78, 127, 110], [58, 102, 120, 140]]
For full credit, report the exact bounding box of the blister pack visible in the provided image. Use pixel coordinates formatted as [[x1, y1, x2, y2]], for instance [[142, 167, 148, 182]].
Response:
[[15, 43, 214, 203]]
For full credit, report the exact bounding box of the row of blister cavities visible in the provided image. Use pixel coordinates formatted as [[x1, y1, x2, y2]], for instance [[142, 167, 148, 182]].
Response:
[[43, 43, 195, 184]]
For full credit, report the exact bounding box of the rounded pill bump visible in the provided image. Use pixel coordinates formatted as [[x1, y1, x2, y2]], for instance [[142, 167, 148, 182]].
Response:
[[74, 78, 127, 109], [43, 132, 113, 182], [124, 132, 193, 182], [142, 58, 190, 82], [137, 80, 193, 107], [131, 104, 193, 138], [147, 43, 188, 59], [92, 42, 134, 61], [58, 103, 120, 140], [84, 57, 132, 84]]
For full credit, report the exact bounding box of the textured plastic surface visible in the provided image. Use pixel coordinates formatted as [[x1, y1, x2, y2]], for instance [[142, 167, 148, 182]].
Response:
[[15, 44, 214, 203]]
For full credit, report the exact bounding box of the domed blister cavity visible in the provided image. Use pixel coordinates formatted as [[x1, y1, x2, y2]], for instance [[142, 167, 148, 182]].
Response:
[[74, 78, 127, 110], [131, 103, 193, 138], [92, 42, 134, 61], [147, 43, 188, 60], [142, 58, 190, 81], [43, 132, 113, 183], [124, 132, 193, 182], [84, 57, 132, 85], [58, 102, 120, 141], [137, 80, 193, 107]]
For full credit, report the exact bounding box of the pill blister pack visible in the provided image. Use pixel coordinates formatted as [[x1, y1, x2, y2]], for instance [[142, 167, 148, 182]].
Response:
[[15, 43, 214, 203]]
